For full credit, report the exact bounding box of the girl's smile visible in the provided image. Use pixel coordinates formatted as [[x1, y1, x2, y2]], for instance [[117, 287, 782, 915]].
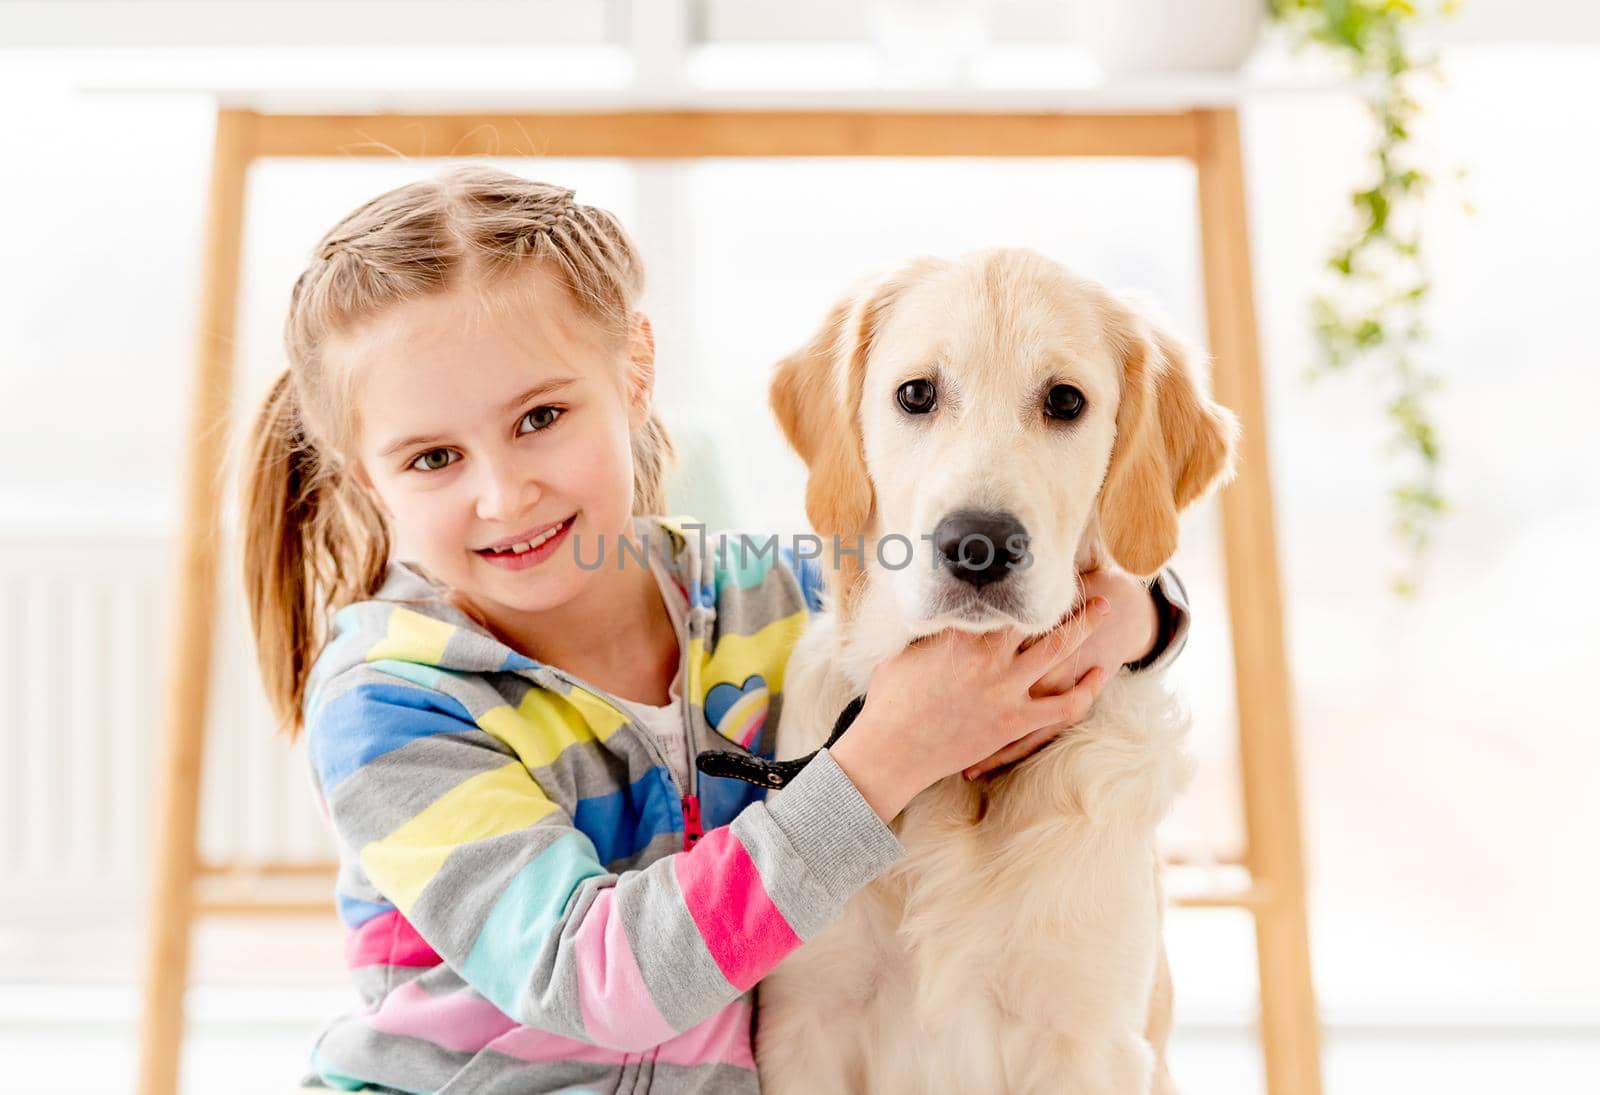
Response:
[[475, 511, 578, 568]]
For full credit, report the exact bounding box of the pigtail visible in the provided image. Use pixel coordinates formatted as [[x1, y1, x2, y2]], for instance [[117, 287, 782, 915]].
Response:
[[630, 407, 676, 517], [240, 370, 389, 737]]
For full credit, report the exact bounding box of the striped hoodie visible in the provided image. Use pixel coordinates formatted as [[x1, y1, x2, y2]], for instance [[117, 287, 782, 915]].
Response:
[[297, 515, 1191, 1094]]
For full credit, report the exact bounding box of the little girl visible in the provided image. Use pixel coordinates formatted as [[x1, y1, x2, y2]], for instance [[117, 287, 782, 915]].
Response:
[[240, 165, 1193, 1094]]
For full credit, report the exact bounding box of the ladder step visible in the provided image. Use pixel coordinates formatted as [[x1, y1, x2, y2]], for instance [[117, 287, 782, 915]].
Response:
[[194, 873, 334, 917], [1165, 862, 1272, 910], [190, 858, 1270, 914]]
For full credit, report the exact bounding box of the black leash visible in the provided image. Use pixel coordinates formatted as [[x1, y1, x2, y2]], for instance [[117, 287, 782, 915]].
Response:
[[695, 695, 868, 790]]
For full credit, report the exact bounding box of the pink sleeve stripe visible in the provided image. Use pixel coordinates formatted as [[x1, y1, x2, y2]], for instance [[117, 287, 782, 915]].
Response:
[[344, 908, 442, 970], [368, 980, 516, 1054], [672, 825, 802, 991], [570, 887, 677, 1047], [654, 998, 757, 1071], [488, 1024, 631, 1065], [488, 1000, 755, 1071]]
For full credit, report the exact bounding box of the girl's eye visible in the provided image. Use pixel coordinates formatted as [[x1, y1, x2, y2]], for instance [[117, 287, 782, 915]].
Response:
[[518, 405, 564, 434], [1045, 384, 1086, 421], [409, 448, 459, 473], [896, 379, 937, 415]]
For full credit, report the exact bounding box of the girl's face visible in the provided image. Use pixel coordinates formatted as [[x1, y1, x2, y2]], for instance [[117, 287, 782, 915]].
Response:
[[339, 268, 652, 630]]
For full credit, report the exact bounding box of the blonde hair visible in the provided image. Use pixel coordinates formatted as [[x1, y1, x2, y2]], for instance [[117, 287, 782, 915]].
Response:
[[242, 165, 674, 736]]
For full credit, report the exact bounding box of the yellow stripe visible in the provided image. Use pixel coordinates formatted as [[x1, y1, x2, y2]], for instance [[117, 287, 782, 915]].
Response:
[[359, 762, 557, 915], [477, 688, 604, 770], [694, 608, 807, 697], [365, 606, 454, 665], [562, 687, 630, 741]]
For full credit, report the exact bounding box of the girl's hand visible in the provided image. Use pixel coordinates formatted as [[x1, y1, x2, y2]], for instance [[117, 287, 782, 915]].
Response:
[[960, 567, 1159, 780], [830, 607, 1110, 822]]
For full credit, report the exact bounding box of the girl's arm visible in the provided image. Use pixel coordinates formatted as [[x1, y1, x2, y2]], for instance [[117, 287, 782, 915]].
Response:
[[1066, 564, 1191, 676], [311, 675, 902, 1052]]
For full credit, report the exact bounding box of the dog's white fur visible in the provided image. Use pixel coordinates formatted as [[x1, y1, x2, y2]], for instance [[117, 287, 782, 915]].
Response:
[[759, 250, 1238, 1095]]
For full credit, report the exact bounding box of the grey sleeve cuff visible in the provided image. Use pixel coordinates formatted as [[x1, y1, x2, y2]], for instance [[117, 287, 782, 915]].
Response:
[[762, 748, 905, 905], [1126, 566, 1191, 675]]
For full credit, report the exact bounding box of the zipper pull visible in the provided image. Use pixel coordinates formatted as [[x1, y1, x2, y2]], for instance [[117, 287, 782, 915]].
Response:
[[681, 793, 703, 851]]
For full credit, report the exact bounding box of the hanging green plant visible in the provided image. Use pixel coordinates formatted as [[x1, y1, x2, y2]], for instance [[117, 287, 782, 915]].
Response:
[[1269, 0, 1458, 595]]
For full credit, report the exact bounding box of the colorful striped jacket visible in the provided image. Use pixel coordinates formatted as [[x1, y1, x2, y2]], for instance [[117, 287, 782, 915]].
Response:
[[298, 515, 1191, 1094]]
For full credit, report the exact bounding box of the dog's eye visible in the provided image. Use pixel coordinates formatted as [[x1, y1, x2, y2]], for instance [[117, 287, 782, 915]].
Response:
[[896, 379, 937, 415], [1045, 384, 1086, 421]]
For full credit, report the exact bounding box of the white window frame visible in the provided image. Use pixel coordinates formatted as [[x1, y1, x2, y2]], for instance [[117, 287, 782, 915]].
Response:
[[0, 0, 620, 48]]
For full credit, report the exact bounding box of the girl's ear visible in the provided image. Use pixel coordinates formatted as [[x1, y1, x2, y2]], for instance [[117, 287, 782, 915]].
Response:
[[625, 311, 657, 430], [769, 258, 944, 543], [1096, 302, 1240, 578]]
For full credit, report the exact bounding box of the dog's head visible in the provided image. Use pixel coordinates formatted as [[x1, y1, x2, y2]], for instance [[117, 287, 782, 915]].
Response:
[[771, 248, 1237, 634]]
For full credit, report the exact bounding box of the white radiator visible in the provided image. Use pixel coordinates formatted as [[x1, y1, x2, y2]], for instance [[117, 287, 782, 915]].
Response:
[[0, 533, 333, 924]]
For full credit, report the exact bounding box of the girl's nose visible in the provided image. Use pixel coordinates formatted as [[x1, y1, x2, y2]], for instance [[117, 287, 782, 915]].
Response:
[[474, 460, 540, 522]]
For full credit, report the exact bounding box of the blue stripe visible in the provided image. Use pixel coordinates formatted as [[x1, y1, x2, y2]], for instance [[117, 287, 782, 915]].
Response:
[[461, 831, 605, 1019], [304, 623, 360, 722], [335, 892, 394, 929], [795, 551, 826, 614], [697, 770, 770, 831], [501, 649, 539, 671], [715, 533, 781, 590], [571, 768, 683, 864], [369, 658, 445, 691], [779, 544, 825, 614], [309, 682, 476, 792], [312, 1052, 428, 1094], [691, 575, 715, 610]]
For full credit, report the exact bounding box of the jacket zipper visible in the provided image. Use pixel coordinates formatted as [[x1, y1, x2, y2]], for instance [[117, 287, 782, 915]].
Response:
[[681, 792, 704, 851], [541, 538, 733, 855], [546, 585, 706, 853], [676, 580, 703, 851], [662, 561, 704, 852]]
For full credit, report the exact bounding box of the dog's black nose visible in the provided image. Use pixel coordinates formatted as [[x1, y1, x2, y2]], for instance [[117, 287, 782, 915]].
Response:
[[932, 510, 1029, 588]]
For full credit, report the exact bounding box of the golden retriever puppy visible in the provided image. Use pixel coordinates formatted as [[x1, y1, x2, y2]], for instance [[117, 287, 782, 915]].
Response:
[[758, 249, 1237, 1095]]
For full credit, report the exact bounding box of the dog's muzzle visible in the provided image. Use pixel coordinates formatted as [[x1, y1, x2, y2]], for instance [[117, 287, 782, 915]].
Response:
[[933, 509, 1029, 588]]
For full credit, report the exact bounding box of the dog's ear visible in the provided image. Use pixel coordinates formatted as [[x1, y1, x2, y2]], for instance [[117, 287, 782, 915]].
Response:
[[1097, 305, 1239, 578], [770, 293, 871, 541], [770, 261, 940, 542]]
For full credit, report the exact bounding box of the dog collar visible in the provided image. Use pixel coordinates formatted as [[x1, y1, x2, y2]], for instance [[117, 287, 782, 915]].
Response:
[[695, 695, 868, 790]]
